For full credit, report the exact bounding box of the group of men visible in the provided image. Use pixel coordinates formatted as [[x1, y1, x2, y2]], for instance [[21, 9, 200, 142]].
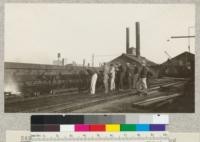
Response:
[[89, 60, 150, 95]]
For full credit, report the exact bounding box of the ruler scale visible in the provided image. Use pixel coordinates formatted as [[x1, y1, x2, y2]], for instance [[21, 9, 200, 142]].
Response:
[[6, 131, 200, 142], [31, 132, 169, 142]]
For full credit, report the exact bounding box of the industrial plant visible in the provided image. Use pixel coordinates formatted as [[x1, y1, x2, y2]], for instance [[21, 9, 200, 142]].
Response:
[[4, 22, 195, 113]]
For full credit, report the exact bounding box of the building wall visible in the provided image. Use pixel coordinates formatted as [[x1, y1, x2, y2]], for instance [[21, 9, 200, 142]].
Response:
[[159, 53, 194, 78], [4, 62, 94, 96]]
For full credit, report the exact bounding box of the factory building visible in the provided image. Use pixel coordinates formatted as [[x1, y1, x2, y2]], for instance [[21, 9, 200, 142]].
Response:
[[109, 22, 158, 77], [159, 51, 194, 78]]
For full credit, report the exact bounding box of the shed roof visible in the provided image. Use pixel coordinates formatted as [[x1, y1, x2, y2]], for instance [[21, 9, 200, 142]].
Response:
[[110, 53, 157, 66], [162, 51, 194, 65]]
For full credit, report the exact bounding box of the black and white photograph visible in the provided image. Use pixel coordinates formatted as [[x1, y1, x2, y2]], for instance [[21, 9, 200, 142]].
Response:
[[4, 4, 195, 113]]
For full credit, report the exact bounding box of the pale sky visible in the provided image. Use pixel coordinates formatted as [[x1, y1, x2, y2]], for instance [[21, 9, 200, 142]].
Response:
[[5, 4, 195, 66]]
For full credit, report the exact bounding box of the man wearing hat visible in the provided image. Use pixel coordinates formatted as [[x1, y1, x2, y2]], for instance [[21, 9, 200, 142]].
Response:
[[119, 63, 127, 90], [132, 63, 139, 89], [110, 64, 116, 92], [139, 60, 148, 95], [126, 62, 132, 90], [115, 63, 121, 91], [87, 68, 98, 95], [103, 63, 110, 94]]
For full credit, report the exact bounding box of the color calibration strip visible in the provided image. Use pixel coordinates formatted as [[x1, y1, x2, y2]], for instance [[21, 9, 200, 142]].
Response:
[[31, 114, 169, 125], [31, 124, 166, 132]]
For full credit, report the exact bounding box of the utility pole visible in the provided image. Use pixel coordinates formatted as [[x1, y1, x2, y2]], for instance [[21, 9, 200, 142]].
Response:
[[188, 26, 195, 53], [170, 32, 195, 65], [92, 54, 94, 67], [83, 59, 86, 67], [170, 35, 195, 53], [62, 58, 64, 66], [57, 53, 61, 61]]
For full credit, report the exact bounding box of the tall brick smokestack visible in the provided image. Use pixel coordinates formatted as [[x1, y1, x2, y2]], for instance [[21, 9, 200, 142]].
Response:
[[126, 27, 130, 54], [136, 22, 140, 57]]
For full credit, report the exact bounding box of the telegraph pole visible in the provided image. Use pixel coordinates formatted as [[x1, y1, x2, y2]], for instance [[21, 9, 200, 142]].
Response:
[[92, 54, 94, 67], [188, 26, 195, 53], [170, 35, 195, 53], [83, 59, 86, 67], [57, 53, 61, 61], [170, 33, 195, 65]]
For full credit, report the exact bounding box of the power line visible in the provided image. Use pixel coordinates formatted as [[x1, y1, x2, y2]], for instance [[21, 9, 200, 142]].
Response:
[[94, 54, 119, 57], [170, 35, 195, 39]]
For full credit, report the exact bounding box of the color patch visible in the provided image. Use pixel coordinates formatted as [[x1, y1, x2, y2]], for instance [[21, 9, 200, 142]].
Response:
[[75, 124, 90, 131], [120, 124, 136, 131], [31, 125, 45, 132], [150, 124, 165, 131], [44, 124, 60, 132], [60, 125, 75, 132], [136, 124, 150, 131], [90, 124, 105, 131], [31, 115, 84, 124], [152, 114, 169, 124], [106, 124, 120, 132]]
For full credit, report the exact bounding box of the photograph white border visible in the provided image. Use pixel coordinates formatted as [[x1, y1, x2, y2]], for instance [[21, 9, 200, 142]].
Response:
[[0, 1, 200, 142]]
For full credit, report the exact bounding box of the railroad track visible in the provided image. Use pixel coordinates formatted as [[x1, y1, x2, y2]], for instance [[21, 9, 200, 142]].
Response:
[[29, 81, 186, 112], [5, 77, 188, 113], [71, 82, 186, 113]]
